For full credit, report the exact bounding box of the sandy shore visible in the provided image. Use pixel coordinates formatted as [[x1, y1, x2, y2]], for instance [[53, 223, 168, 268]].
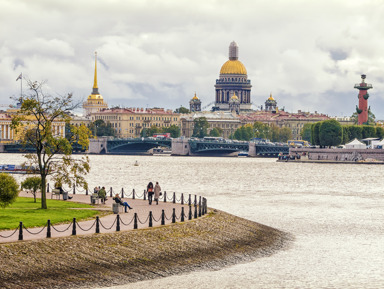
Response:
[[0, 209, 292, 289]]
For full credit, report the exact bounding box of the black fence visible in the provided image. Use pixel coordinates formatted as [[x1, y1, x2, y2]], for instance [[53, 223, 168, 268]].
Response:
[[0, 189, 208, 242]]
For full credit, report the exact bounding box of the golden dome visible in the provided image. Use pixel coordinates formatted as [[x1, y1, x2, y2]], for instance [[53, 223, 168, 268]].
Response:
[[87, 93, 103, 100], [268, 93, 275, 101], [192, 92, 199, 100], [230, 93, 239, 100], [220, 60, 247, 75]]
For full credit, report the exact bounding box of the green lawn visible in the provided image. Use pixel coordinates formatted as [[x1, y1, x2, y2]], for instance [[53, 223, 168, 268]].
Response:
[[0, 197, 103, 230]]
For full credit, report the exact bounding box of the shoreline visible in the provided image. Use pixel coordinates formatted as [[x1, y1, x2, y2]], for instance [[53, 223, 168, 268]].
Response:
[[0, 209, 292, 289]]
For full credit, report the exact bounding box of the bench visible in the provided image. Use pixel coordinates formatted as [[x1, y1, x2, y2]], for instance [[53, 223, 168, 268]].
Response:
[[51, 189, 61, 200], [91, 193, 100, 204], [112, 203, 124, 214]]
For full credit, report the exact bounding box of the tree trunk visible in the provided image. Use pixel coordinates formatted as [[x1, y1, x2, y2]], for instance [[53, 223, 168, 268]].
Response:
[[41, 175, 47, 209]]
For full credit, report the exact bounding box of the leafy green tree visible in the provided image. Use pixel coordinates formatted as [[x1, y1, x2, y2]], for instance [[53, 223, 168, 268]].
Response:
[[162, 125, 181, 138], [89, 119, 116, 137], [192, 117, 209, 138], [253, 122, 270, 139], [11, 80, 91, 209], [300, 123, 312, 142], [362, 125, 376, 139], [376, 126, 384, 139], [21, 176, 42, 203], [278, 127, 292, 143], [342, 126, 350, 144], [319, 119, 343, 147], [209, 127, 223, 137], [311, 122, 321, 145], [174, 106, 190, 114], [269, 124, 280, 142], [0, 173, 19, 208], [349, 125, 363, 140]]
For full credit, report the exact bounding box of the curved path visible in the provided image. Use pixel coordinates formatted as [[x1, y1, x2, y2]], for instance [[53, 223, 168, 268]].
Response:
[[0, 191, 200, 243]]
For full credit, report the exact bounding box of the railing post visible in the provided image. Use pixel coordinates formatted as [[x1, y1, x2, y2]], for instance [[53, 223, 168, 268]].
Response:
[[181, 193, 184, 205], [188, 205, 192, 220], [173, 192, 176, 203], [194, 203, 198, 219], [163, 191, 167, 203], [96, 216, 100, 233], [47, 219, 51, 238], [199, 196, 202, 217], [110, 187, 113, 197], [134, 213, 138, 229], [18, 222, 23, 241], [149, 211, 153, 227], [121, 188, 124, 198], [161, 209, 165, 225], [47, 183, 50, 193], [194, 195, 197, 206], [188, 194, 191, 206], [116, 215, 120, 232], [86, 188, 88, 196], [73, 187, 76, 195], [72, 218, 76, 236], [144, 189, 147, 200], [172, 208, 176, 223], [181, 207, 185, 222], [132, 189, 135, 200]]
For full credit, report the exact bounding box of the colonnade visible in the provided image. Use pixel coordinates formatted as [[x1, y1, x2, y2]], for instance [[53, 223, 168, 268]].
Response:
[[0, 123, 65, 141]]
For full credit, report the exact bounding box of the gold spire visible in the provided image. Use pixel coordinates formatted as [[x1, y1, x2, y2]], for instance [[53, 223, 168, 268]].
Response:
[[93, 51, 98, 89], [268, 93, 275, 101], [192, 92, 199, 100]]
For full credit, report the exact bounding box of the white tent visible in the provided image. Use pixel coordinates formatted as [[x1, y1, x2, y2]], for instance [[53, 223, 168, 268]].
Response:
[[373, 139, 384, 149], [345, 138, 366, 149]]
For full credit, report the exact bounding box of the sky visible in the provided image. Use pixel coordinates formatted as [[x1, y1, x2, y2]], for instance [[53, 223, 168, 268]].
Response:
[[1, 0, 384, 118]]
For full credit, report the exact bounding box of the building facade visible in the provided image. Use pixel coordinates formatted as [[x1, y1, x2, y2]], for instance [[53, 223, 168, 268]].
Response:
[[90, 107, 180, 138], [213, 41, 252, 111]]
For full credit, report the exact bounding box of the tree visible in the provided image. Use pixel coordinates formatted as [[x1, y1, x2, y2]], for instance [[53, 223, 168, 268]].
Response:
[[278, 127, 292, 143], [311, 122, 321, 145], [174, 106, 190, 114], [269, 124, 280, 142], [0, 173, 19, 208], [362, 125, 376, 139], [89, 119, 116, 137], [21, 176, 42, 203], [376, 126, 384, 139], [300, 123, 312, 142], [162, 125, 181, 138], [192, 117, 209, 138], [319, 119, 343, 147], [11, 80, 91, 209], [209, 127, 223, 137]]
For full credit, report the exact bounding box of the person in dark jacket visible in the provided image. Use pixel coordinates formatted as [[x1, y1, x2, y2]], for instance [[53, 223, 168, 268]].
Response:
[[147, 182, 154, 205], [113, 194, 132, 212]]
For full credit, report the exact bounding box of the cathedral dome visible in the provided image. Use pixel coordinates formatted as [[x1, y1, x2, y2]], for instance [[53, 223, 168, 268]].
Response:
[[87, 93, 103, 100], [220, 60, 247, 75]]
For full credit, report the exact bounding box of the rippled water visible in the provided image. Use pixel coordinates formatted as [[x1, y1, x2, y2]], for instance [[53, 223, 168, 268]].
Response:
[[2, 154, 384, 288]]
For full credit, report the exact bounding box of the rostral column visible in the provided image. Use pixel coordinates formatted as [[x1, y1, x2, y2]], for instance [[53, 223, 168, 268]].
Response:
[[354, 74, 373, 125]]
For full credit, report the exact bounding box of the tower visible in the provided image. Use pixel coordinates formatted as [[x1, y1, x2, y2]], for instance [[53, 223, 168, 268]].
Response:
[[214, 41, 252, 111], [229, 92, 240, 114], [265, 93, 277, 112], [83, 52, 108, 117], [189, 93, 202, 112], [354, 74, 373, 125]]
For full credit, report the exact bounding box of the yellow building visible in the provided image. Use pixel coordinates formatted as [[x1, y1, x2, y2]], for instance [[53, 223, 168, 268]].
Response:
[[83, 52, 108, 117], [90, 107, 180, 138]]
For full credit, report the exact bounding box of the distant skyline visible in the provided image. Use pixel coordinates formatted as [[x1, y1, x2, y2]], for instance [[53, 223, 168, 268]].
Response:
[[1, 0, 384, 118]]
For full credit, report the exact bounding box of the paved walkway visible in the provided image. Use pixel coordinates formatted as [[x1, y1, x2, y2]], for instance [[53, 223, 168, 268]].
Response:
[[0, 191, 201, 243]]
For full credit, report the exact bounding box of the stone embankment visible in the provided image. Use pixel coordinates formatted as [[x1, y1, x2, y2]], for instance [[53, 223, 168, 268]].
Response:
[[0, 210, 292, 289]]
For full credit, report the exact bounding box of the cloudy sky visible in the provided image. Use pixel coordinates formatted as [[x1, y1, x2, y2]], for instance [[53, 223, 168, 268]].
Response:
[[1, 0, 384, 118]]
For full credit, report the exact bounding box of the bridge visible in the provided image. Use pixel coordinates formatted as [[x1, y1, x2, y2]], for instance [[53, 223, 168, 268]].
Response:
[[188, 139, 249, 155], [106, 138, 172, 154]]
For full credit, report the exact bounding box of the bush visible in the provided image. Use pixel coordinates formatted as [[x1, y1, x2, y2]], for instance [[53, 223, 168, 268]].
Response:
[[21, 176, 42, 203], [319, 119, 343, 147], [0, 173, 19, 208]]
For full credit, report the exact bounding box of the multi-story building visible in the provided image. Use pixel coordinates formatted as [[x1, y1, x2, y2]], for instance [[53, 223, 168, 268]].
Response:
[[90, 107, 180, 138]]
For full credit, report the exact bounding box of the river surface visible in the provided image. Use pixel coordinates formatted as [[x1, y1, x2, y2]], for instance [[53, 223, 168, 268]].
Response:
[[2, 154, 384, 288]]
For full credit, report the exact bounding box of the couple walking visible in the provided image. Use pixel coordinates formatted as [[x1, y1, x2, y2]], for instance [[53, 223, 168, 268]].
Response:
[[147, 181, 161, 205]]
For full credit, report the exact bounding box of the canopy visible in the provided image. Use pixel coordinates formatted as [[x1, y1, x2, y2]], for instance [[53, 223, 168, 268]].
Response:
[[345, 138, 366, 149]]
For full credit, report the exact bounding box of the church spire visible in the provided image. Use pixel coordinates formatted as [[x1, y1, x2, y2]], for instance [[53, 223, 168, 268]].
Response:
[[92, 51, 99, 95]]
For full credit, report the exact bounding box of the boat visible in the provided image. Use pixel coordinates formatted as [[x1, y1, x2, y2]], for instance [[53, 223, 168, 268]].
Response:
[[0, 164, 38, 174], [134, 161, 139, 166], [238, 151, 248, 157], [152, 148, 172, 156]]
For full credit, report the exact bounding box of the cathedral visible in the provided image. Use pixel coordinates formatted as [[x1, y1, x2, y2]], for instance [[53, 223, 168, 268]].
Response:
[[213, 41, 252, 111]]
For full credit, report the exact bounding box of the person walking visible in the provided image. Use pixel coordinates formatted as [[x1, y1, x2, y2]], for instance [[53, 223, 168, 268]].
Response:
[[154, 182, 161, 205], [113, 194, 133, 213], [147, 182, 154, 205]]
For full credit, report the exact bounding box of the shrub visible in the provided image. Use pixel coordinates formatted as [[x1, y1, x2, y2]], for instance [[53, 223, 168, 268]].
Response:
[[0, 173, 19, 208]]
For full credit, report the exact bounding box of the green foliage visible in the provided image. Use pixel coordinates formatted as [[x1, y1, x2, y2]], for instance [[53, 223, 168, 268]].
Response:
[[192, 117, 209, 138], [0, 197, 100, 230], [209, 127, 223, 137], [21, 176, 42, 203], [174, 106, 190, 114], [351, 109, 376, 125], [311, 122, 321, 145], [361, 125, 376, 139], [164, 125, 181, 138], [319, 119, 343, 147], [141, 125, 180, 138], [300, 123, 312, 142], [232, 122, 292, 142], [89, 119, 116, 137], [11, 80, 91, 209], [253, 122, 270, 139], [0, 173, 19, 208], [278, 127, 292, 143], [376, 126, 384, 139]]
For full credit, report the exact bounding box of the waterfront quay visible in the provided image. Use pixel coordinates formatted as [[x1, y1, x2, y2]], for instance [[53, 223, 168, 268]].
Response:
[[0, 190, 207, 244]]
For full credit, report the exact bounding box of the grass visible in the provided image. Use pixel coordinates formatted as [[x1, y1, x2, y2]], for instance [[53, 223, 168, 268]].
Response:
[[0, 197, 102, 230]]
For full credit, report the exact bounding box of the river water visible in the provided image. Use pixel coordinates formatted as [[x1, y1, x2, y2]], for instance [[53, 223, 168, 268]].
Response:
[[2, 154, 384, 288]]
